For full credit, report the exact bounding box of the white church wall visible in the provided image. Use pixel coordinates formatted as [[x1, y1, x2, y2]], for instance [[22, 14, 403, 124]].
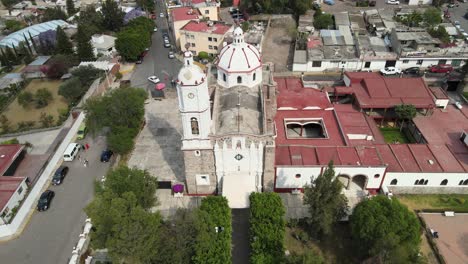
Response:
[[275, 166, 322, 189], [334, 166, 386, 189], [217, 67, 262, 88]]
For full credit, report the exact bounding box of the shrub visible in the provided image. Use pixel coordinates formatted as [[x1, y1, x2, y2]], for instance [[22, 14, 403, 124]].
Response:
[[250, 192, 286, 264], [1, 138, 19, 144], [35, 88, 53, 108], [39, 112, 55, 127], [18, 91, 34, 108]]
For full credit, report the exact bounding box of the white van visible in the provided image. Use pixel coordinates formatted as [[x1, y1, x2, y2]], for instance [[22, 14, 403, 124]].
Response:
[[63, 143, 81, 162]]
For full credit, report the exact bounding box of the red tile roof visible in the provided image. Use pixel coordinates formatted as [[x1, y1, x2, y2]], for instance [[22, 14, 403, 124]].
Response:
[[343, 72, 435, 109], [430, 87, 449, 100], [275, 77, 332, 110], [181, 21, 232, 35], [171, 7, 199, 22], [0, 145, 24, 176], [0, 176, 25, 211]]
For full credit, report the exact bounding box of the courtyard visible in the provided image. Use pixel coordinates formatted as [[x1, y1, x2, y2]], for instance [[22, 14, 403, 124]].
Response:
[[420, 213, 468, 264]]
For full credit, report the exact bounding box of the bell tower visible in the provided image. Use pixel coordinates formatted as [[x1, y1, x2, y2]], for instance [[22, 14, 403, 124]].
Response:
[[176, 50, 212, 150]]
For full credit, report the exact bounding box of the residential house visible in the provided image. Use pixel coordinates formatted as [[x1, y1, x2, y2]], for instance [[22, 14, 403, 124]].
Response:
[[91, 34, 117, 57], [181, 0, 220, 21], [0, 177, 28, 225], [179, 20, 232, 56], [22, 56, 51, 78], [169, 7, 200, 48]]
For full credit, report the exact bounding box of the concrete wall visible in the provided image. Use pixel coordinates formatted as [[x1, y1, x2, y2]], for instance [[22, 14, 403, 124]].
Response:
[[383, 172, 468, 189], [180, 28, 230, 56], [217, 67, 262, 88], [184, 148, 216, 194], [408, 0, 432, 5], [0, 113, 85, 239], [335, 166, 386, 189]]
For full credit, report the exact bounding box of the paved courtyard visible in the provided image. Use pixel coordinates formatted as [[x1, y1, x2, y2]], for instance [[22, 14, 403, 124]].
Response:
[[421, 213, 468, 264], [128, 90, 184, 182]]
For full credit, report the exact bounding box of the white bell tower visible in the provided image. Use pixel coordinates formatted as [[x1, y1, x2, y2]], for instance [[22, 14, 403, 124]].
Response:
[[176, 51, 212, 150]]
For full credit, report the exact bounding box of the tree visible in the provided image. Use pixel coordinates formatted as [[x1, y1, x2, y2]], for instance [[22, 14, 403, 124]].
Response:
[[313, 13, 334, 30], [5, 20, 24, 31], [303, 161, 348, 237], [41, 7, 67, 22], [350, 196, 421, 261], [126, 16, 154, 33], [101, 0, 125, 32], [84, 88, 147, 154], [55, 26, 74, 55], [71, 65, 104, 86], [398, 11, 423, 27], [97, 166, 158, 209], [1, 0, 19, 15], [39, 112, 54, 127], [86, 191, 162, 263], [250, 192, 286, 264], [18, 91, 34, 108], [423, 7, 442, 26], [77, 5, 104, 36], [66, 0, 76, 16], [76, 23, 95, 61], [428, 26, 450, 44], [0, 114, 12, 133], [35, 88, 53, 108], [292, 0, 311, 17], [395, 103, 417, 130], [58, 77, 85, 104], [115, 28, 148, 61], [41, 55, 76, 79], [193, 196, 232, 264], [155, 209, 198, 264], [136, 0, 155, 12]]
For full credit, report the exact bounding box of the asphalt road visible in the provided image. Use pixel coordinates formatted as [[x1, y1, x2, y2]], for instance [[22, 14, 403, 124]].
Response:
[[130, 0, 182, 91], [447, 2, 468, 33], [0, 136, 110, 264]]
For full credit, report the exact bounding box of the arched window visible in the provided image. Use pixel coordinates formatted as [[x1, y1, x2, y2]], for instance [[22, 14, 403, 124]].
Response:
[[237, 76, 242, 84], [190, 118, 199, 135], [295, 174, 301, 178], [186, 59, 190, 66], [414, 180, 419, 185], [464, 179, 468, 185], [390, 179, 397, 185], [460, 180, 464, 185], [223, 73, 226, 82], [424, 180, 428, 185], [440, 179, 448, 186], [374, 174, 380, 178], [253, 73, 256, 81]]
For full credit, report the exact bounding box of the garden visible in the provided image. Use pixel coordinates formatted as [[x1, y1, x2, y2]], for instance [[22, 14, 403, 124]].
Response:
[[397, 194, 468, 212], [380, 127, 410, 143]]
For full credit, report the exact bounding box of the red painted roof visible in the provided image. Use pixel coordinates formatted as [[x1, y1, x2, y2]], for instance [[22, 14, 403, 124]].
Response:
[[181, 21, 231, 35], [171, 7, 199, 22], [0, 176, 25, 211], [307, 36, 322, 49], [344, 72, 435, 109], [0, 145, 24, 176], [275, 77, 332, 110]]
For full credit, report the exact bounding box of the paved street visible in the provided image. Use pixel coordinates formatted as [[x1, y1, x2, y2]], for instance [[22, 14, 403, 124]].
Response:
[[130, 0, 182, 90], [0, 136, 110, 264], [447, 2, 468, 33]]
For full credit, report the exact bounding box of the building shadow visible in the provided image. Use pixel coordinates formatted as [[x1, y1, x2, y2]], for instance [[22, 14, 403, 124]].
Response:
[[146, 113, 186, 182]]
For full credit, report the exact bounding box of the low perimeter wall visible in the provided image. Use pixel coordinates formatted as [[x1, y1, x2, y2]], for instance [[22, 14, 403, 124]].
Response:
[[388, 186, 468, 194], [0, 112, 85, 239]]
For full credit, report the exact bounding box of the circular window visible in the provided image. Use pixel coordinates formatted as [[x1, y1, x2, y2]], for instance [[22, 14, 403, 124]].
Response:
[[295, 174, 301, 178], [374, 174, 380, 178], [235, 154, 243, 161]]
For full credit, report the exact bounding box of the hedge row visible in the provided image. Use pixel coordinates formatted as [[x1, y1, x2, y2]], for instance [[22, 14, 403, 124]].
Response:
[[193, 196, 232, 264], [249, 192, 286, 264]]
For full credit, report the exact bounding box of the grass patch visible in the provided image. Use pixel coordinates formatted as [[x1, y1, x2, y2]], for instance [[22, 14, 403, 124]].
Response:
[[3, 79, 68, 130], [397, 194, 468, 211], [463, 91, 468, 100], [380, 127, 410, 143], [285, 224, 360, 263]]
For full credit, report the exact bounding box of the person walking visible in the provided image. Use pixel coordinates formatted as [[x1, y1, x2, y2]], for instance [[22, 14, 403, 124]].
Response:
[[84, 158, 89, 167]]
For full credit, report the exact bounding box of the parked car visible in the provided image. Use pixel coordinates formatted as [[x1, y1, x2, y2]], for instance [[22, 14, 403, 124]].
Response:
[[168, 51, 175, 59], [148, 76, 161, 83], [100, 150, 113, 162], [380, 67, 401, 75], [386, 0, 400, 4], [229, 7, 239, 14], [464, 12, 468, 19], [232, 14, 244, 20], [402, 67, 421, 75], [428, 64, 453, 73], [37, 190, 55, 211], [312, 0, 321, 9], [369, 0, 376, 6], [77, 123, 87, 140], [159, 12, 164, 18], [164, 40, 171, 48], [455, 101, 463, 109], [153, 27, 158, 32], [52, 166, 69, 185], [324, 0, 335, 5]]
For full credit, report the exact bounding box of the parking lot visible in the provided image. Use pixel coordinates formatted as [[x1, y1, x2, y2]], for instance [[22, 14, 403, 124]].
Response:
[[420, 213, 468, 264]]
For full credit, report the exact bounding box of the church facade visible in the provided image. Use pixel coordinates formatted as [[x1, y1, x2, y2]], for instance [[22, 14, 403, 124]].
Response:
[[176, 27, 277, 208]]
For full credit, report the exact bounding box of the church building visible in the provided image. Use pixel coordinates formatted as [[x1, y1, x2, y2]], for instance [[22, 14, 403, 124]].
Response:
[[176, 27, 277, 208]]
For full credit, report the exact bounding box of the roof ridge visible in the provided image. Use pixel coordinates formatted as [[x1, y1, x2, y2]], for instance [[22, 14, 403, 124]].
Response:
[[388, 144, 406, 172], [407, 144, 423, 172]]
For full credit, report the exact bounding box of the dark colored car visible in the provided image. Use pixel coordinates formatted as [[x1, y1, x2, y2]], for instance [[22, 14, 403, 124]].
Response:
[[37, 190, 55, 211], [402, 67, 421, 75], [428, 64, 453, 73], [52, 166, 69, 185], [369, 0, 376, 6], [100, 150, 113, 162]]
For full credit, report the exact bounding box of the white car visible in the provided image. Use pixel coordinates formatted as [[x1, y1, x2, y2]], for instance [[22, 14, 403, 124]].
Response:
[[386, 0, 400, 4], [168, 51, 175, 59], [159, 13, 164, 18], [153, 27, 158, 32], [380, 67, 402, 75], [148, 76, 161, 84]]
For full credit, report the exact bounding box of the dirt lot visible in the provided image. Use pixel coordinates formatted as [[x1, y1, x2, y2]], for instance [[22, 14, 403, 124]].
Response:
[[258, 15, 296, 72], [421, 213, 468, 264]]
